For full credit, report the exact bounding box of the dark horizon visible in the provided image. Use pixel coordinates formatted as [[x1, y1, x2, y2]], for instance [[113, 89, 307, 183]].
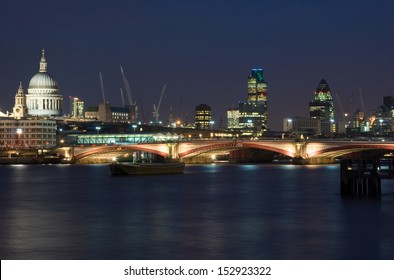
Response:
[[1, 0, 394, 130]]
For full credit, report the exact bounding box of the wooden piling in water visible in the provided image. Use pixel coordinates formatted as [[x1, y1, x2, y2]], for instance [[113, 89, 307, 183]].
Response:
[[340, 159, 382, 197]]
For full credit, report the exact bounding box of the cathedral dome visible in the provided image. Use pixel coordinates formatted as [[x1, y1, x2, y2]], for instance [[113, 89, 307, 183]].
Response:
[[26, 49, 63, 116], [28, 49, 58, 90], [29, 72, 58, 89]]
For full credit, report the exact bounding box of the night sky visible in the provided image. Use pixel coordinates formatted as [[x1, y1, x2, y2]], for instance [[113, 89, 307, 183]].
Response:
[[1, 0, 394, 130]]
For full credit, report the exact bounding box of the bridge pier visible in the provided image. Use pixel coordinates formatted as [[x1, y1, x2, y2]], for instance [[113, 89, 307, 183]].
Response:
[[55, 147, 75, 163], [167, 143, 179, 159], [340, 160, 381, 197], [183, 156, 214, 164], [306, 157, 336, 165]]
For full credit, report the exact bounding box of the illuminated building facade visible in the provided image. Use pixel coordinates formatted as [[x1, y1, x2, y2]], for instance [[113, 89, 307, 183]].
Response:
[[309, 79, 336, 134], [194, 104, 212, 129], [84, 107, 99, 120], [309, 101, 330, 120], [26, 50, 63, 116], [283, 117, 321, 135], [247, 68, 268, 104], [246, 68, 268, 132], [238, 101, 267, 135], [70, 97, 84, 118], [227, 108, 239, 129], [383, 95, 394, 118], [226, 68, 268, 135], [309, 79, 334, 120], [383, 95, 394, 132], [371, 105, 392, 135], [2, 49, 64, 120], [12, 82, 28, 119], [84, 103, 134, 123], [0, 119, 57, 148], [353, 109, 365, 129]]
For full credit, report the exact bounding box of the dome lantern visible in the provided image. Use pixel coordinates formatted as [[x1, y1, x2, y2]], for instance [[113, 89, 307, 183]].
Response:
[[39, 49, 47, 73]]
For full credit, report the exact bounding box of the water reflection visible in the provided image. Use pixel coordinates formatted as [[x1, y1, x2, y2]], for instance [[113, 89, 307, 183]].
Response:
[[0, 164, 394, 259]]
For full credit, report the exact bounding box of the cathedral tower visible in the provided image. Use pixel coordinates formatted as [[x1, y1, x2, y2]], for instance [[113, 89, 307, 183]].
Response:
[[13, 81, 28, 119]]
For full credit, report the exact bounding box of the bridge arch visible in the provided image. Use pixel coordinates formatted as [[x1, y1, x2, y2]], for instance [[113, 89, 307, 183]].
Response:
[[178, 141, 241, 158], [242, 142, 296, 158], [73, 145, 169, 163], [178, 141, 296, 159], [308, 144, 394, 159]]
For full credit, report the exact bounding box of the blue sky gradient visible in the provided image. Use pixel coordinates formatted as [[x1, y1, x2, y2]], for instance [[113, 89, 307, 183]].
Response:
[[1, 0, 394, 130]]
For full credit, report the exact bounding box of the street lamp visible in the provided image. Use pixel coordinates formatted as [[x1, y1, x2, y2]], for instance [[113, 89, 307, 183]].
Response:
[[16, 128, 22, 148], [209, 120, 215, 138], [132, 124, 137, 143], [379, 119, 383, 135], [95, 126, 101, 134], [287, 118, 292, 131]]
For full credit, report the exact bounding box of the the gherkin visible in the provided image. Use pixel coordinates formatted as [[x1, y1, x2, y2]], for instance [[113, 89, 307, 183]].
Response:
[[310, 79, 335, 121]]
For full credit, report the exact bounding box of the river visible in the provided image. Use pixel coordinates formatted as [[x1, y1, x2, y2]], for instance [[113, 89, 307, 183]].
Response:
[[0, 163, 393, 259]]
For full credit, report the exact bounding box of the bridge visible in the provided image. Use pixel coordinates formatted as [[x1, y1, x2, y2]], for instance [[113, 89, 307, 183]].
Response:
[[54, 133, 394, 164]]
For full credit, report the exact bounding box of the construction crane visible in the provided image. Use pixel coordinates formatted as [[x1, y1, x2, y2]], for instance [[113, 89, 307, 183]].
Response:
[[99, 72, 106, 103], [152, 84, 166, 123], [120, 88, 125, 107], [344, 91, 354, 118], [120, 65, 135, 105], [335, 90, 344, 118]]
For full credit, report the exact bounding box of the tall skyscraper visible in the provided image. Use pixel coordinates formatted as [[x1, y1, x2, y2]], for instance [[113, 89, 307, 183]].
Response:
[[309, 79, 334, 120], [226, 68, 269, 135], [239, 68, 269, 134], [70, 97, 84, 118], [309, 79, 336, 134], [195, 104, 212, 129], [247, 68, 268, 104]]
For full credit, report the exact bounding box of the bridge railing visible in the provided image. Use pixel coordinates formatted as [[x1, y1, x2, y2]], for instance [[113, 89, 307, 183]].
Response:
[[63, 133, 184, 145]]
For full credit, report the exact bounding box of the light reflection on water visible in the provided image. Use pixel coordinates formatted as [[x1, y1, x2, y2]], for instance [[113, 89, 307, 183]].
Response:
[[0, 163, 394, 259]]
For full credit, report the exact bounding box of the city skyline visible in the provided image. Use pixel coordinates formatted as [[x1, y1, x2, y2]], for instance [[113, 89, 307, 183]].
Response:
[[1, 0, 394, 130]]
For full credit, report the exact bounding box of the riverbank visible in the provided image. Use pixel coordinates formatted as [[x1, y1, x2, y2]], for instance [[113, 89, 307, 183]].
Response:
[[0, 156, 62, 165]]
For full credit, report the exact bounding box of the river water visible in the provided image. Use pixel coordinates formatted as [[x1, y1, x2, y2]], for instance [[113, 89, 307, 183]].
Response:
[[0, 163, 393, 260]]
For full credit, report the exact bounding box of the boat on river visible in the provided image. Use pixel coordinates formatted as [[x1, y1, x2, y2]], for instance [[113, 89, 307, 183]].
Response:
[[109, 161, 185, 176]]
